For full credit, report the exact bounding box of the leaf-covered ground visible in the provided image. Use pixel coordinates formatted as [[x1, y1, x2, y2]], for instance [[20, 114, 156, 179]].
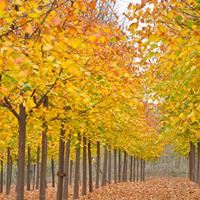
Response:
[[1, 178, 200, 199]]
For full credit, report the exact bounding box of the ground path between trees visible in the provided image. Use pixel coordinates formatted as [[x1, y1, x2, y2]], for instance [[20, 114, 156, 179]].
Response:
[[0, 178, 200, 200]]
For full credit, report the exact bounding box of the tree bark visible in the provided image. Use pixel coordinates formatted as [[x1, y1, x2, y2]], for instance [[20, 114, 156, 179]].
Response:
[[36, 146, 40, 190], [0, 160, 3, 193], [73, 133, 81, 200], [88, 140, 93, 193], [32, 164, 36, 190], [82, 136, 87, 195], [69, 160, 73, 186], [189, 142, 196, 182], [102, 146, 107, 186], [6, 147, 12, 195], [51, 158, 55, 188], [114, 149, 117, 183], [133, 157, 136, 182], [108, 147, 112, 184], [96, 141, 100, 189], [27, 145, 31, 191], [136, 158, 139, 182], [16, 103, 26, 200], [57, 125, 65, 200], [197, 142, 200, 185], [130, 156, 133, 182], [122, 151, 127, 182], [63, 138, 71, 200], [39, 96, 48, 200], [118, 149, 121, 182]]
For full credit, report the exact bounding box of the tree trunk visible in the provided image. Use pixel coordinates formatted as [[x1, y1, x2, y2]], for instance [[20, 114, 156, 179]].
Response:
[[114, 149, 117, 183], [39, 97, 48, 200], [16, 103, 26, 200], [136, 158, 139, 182], [82, 137, 87, 195], [27, 145, 31, 191], [118, 149, 121, 182], [70, 160, 73, 186], [122, 151, 127, 182], [88, 140, 93, 193], [130, 156, 133, 182], [51, 158, 55, 188], [36, 146, 40, 190], [63, 138, 71, 200], [96, 141, 100, 189], [189, 142, 196, 182], [32, 164, 36, 190], [108, 147, 112, 184], [73, 133, 81, 200], [133, 157, 136, 182], [0, 160, 3, 193], [6, 147, 12, 195], [102, 146, 107, 186], [57, 125, 65, 200], [140, 159, 143, 181]]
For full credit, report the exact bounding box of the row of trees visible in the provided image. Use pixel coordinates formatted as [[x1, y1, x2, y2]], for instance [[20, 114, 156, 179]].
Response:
[[127, 0, 200, 185], [0, 0, 163, 200]]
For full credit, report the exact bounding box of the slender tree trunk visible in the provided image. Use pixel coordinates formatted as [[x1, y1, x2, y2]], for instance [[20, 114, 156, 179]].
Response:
[[102, 146, 107, 186], [16, 103, 26, 200], [33, 164, 36, 190], [133, 157, 136, 182], [39, 97, 48, 200], [51, 158, 55, 188], [189, 142, 196, 182], [197, 142, 200, 186], [108, 147, 112, 184], [122, 151, 127, 182], [88, 140, 93, 193], [96, 141, 100, 189], [130, 156, 133, 182], [136, 158, 139, 182], [73, 133, 81, 200], [140, 159, 143, 181], [27, 145, 31, 191], [63, 138, 71, 200], [114, 149, 117, 183], [36, 146, 40, 190], [70, 160, 73, 186], [82, 137, 87, 195], [6, 147, 12, 195], [0, 160, 3, 193], [118, 149, 121, 182], [142, 160, 145, 181], [57, 125, 65, 200]]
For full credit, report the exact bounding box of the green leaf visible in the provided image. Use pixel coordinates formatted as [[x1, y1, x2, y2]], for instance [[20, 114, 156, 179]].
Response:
[[175, 15, 182, 25], [186, 20, 193, 28], [21, 82, 32, 92]]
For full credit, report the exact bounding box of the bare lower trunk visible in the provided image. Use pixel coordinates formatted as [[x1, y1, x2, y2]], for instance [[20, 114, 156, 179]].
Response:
[[102, 146, 107, 186], [136, 158, 139, 182], [122, 151, 127, 182], [6, 147, 12, 195], [51, 158, 55, 188], [96, 141, 100, 189], [27, 145, 31, 191], [57, 126, 65, 200], [32, 164, 36, 190], [130, 156, 133, 182], [0, 160, 3, 193], [73, 133, 81, 200], [70, 160, 73, 186], [63, 138, 71, 200], [88, 140, 93, 193], [118, 149, 121, 182], [36, 146, 40, 190], [82, 137, 87, 196], [197, 142, 200, 186], [39, 97, 48, 200], [108, 147, 112, 184], [16, 103, 26, 200], [114, 149, 117, 183], [189, 142, 195, 182]]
